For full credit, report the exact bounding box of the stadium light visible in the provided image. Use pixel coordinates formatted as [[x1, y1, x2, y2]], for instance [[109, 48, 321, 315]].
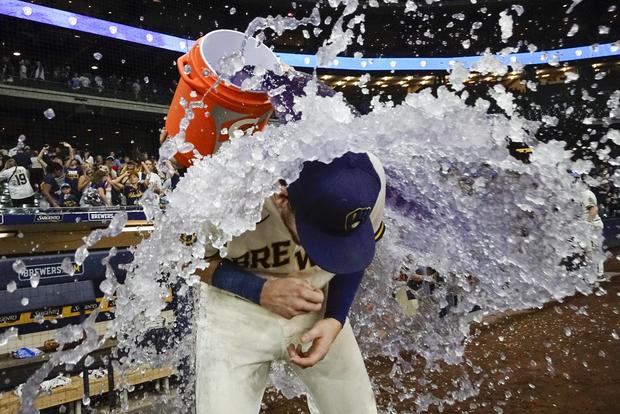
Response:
[[0, 0, 619, 72]]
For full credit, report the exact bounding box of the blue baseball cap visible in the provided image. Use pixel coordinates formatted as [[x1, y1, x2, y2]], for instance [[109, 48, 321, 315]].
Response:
[[287, 152, 382, 274]]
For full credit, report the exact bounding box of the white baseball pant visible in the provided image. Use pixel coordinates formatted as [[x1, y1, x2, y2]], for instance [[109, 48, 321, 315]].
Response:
[[195, 283, 377, 414]]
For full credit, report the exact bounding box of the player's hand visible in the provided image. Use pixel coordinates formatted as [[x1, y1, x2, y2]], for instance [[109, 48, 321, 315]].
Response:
[[260, 278, 324, 319], [287, 318, 342, 369]]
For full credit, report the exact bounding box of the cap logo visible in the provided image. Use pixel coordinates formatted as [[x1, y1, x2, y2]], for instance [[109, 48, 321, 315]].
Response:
[[345, 207, 372, 232]]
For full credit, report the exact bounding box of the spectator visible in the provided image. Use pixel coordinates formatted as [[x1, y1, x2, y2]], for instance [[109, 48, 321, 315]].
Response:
[[59, 65, 70, 83], [33, 61, 45, 81], [161, 159, 180, 191], [98, 164, 116, 204], [29, 148, 45, 187], [77, 163, 94, 193], [109, 152, 122, 171], [118, 159, 137, 178], [59, 183, 79, 207], [64, 157, 83, 196], [111, 171, 147, 206], [12, 147, 33, 169], [0, 158, 35, 207], [1, 56, 14, 82], [18, 59, 29, 80], [80, 170, 110, 207], [95, 154, 104, 166], [70, 73, 80, 90], [132, 79, 141, 100], [124, 172, 147, 205], [79, 73, 92, 88], [40, 162, 65, 208], [104, 157, 119, 176], [94, 75, 104, 92], [83, 150, 94, 165], [140, 159, 162, 193]]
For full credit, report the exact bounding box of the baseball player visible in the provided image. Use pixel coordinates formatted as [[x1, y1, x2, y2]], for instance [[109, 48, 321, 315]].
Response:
[[193, 151, 386, 413]]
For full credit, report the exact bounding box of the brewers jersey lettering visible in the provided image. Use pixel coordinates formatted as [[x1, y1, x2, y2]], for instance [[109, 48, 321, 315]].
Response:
[[202, 153, 386, 289]]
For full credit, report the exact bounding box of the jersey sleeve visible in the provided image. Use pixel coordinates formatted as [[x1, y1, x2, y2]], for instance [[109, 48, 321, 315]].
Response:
[[367, 153, 386, 242]]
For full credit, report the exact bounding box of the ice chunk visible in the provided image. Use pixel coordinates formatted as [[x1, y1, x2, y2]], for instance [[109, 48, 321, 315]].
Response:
[[449, 61, 469, 91], [61, 257, 76, 276], [565, 0, 583, 14], [498, 10, 513, 43], [405, 1, 417, 13], [564, 71, 579, 83], [511, 4, 524, 15], [12, 259, 26, 275], [43, 108, 55, 119], [0, 327, 17, 346], [567, 24, 579, 37], [30, 273, 40, 288]]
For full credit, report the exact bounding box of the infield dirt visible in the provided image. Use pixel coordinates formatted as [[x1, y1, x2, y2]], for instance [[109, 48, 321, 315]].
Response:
[[262, 277, 620, 414]]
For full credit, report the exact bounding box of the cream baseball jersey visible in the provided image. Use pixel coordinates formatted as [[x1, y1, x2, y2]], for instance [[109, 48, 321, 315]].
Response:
[[202, 153, 386, 289]]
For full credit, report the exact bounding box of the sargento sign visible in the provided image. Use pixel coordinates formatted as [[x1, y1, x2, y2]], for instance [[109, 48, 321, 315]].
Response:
[[17, 262, 84, 281], [88, 212, 117, 221], [34, 213, 62, 223]]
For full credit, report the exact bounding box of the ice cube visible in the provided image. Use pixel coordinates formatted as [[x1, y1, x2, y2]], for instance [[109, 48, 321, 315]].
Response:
[[30, 273, 40, 288], [12, 259, 26, 275], [43, 108, 55, 120]]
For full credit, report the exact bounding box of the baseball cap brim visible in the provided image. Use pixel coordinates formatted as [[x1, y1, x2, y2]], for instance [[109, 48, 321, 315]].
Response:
[[296, 215, 376, 274]]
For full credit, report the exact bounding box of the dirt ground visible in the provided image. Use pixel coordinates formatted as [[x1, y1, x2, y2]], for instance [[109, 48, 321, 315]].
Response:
[[262, 277, 620, 414]]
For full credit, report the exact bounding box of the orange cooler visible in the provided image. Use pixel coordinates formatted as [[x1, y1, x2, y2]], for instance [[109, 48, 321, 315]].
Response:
[[165, 30, 281, 167]]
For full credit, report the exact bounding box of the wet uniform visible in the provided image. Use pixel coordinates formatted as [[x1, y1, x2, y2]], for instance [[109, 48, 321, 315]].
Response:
[[195, 153, 386, 414]]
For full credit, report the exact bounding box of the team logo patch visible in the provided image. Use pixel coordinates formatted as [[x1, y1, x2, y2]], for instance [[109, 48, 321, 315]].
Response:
[[344, 207, 372, 231], [34, 213, 62, 223]]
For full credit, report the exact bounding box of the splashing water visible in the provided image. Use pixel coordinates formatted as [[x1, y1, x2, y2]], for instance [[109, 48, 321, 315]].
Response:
[[53, 80, 601, 412], [15, 4, 614, 414]]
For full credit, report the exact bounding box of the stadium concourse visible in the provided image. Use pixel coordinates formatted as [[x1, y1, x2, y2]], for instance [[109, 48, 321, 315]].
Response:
[[0, 1, 619, 414]]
